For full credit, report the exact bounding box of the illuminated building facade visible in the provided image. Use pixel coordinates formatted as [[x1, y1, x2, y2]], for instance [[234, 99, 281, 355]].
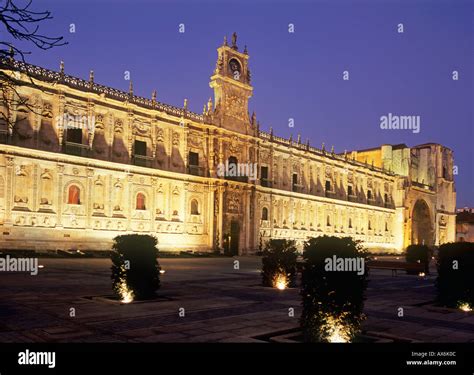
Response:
[[0, 36, 456, 253]]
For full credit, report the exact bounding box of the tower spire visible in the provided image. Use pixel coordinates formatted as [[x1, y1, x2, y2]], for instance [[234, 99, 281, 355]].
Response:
[[210, 35, 253, 133], [231, 32, 238, 50]]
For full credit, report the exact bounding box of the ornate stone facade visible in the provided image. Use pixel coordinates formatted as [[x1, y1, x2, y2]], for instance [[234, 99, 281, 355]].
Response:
[[0, 36, 456, 253]]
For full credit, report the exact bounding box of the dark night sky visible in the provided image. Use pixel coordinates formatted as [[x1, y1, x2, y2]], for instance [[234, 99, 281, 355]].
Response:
[[13, 0, 473, 206]]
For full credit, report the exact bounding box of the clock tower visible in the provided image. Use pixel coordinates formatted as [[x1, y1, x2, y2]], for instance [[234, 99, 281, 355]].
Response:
[[209, 33, 254, 134]]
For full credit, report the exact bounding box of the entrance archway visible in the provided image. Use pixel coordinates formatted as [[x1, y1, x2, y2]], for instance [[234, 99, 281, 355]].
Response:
[[411, 199, 433, 246]]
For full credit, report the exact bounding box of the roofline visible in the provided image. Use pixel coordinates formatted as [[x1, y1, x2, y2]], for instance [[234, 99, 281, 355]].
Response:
[[0, 58, 205, 123]]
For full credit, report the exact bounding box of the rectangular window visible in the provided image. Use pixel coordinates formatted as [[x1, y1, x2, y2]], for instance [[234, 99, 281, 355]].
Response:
[[66, 128, 82, 144], [189, 151, 199, 166], [134, 140, 147, 156], [261, 166, 269, 187], [188, 151, 201, 176], [292, 173, 298, 192]]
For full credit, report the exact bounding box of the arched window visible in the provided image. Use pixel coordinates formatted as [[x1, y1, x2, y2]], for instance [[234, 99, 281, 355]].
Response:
[[136, 193, 146, 210], [368, 220, 372, 230], [191, 199, 199, 215], [385, 221, 389, 231], [68, 185, 81, 205], [262, 207, 268, 221], [348, 218, 352, 228], [327, 215, 331, 226]]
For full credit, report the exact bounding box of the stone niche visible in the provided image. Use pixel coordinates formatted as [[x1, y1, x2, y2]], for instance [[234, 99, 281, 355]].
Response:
[[13, 164, 32, 210], [39, 169, 54, 208]]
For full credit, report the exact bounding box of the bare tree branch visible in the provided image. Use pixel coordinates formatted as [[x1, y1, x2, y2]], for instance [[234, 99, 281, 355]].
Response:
[[0, 0, 66, 138]]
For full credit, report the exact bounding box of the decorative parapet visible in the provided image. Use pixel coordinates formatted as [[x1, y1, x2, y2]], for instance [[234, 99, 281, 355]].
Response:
[[0, 58, 204, 123], [258, 130, 395, 176], [1, 59, 394, 178]]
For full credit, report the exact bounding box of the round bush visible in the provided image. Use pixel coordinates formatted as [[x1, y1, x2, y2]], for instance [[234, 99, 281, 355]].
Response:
[[111, 234, 161, 300], [405, 244, 432, 274], [300, 236, 368, 342], [261, 239, 297, 287]]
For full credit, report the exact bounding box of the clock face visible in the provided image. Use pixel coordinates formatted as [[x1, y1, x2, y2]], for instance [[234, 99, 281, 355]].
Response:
[[228, 58, 241, 80]]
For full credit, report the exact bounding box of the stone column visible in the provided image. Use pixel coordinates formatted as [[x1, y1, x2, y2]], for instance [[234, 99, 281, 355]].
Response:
[[208, 132, 214, 178], [166, 183, 172, 221], [107, 174, 113, 218], [208, 186, 215, 249], [243, 188, 251, 254], [32, 164, 38, 212], [57, 93, 65, 149], [151, 177, 157, 233], [34, 96, 42, 149], [56, 164, 64, 227], [183, 127, 188, 174], [183, 183, 188, 234], [126, 174, 133, 230], [88, 101, 95, 149], [4, 157, 14, 225], [127, 110, 134, 160], [151, 118, 157, 160], [218, 136, 224, 168], [218, 185, 224, 249], [86, 168, 94, 229]]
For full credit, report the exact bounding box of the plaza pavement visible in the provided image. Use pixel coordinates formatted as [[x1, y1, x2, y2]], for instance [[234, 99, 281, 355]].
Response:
[[0, 256, 473, 343]]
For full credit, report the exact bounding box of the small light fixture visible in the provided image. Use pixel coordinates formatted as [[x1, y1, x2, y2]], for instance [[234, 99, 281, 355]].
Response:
[[458, 302, 472, 312], [273, 273, 288, 290]]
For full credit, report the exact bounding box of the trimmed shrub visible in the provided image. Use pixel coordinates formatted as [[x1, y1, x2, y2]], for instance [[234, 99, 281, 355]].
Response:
[[300, 236, 368, 343], [436, 242, 474, 308], [405, 244, 432, 274], [111, 234, 161, 300], [261, 239, 298, 287]]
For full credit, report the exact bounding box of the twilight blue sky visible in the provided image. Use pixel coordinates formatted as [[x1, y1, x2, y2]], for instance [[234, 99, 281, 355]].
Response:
[[11, 0, 473, 206]]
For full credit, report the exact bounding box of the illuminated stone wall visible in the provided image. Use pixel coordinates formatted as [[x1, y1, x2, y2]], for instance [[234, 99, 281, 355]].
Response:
[[0, 146, 213, 251], [0, 38, 456, 253]]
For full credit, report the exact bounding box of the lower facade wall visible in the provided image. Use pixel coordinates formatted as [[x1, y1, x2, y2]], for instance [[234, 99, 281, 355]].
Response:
[[0, 145, 455, 254], [0, 146, 213, 252], [0, 226, 211, 252], [256, 189, 401, 253]]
